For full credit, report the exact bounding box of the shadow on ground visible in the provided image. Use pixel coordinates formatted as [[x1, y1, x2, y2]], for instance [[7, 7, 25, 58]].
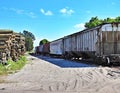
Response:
[[33, 55, 96, 68]]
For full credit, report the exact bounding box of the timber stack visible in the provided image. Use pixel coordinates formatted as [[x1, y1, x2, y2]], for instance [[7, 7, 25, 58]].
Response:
[[0, 30, 26, 64]]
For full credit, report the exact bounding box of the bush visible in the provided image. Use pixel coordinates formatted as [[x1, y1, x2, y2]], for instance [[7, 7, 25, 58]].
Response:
[[0, 64, 8, 75], [0, 56, 27, 75]]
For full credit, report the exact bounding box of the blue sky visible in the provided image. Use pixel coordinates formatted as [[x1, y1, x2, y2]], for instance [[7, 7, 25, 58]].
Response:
[[0, 0, 120, 47]]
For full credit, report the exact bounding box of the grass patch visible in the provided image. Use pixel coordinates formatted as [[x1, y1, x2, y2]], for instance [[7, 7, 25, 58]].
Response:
[[0, 56, 27, 75]]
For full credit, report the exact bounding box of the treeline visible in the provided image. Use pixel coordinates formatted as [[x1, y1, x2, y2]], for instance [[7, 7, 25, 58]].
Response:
[[85, 16, 120, 29], [20, 30, 35, 51]]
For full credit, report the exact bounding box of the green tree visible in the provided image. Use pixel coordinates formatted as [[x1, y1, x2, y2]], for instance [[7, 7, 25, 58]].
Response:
[[115, 16, 120, 22], [20, 30, 35, 51], [85, 16, 103, 29], [84, 16, 120, 29], [103, 17, 115, 23], [39, 39, 49, 45], [25, 37, 33, 51], [23, 30, 35, 40]]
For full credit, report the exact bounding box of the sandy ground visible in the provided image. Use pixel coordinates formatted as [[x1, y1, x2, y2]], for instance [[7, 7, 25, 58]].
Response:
[[0, 55, 120, 93]]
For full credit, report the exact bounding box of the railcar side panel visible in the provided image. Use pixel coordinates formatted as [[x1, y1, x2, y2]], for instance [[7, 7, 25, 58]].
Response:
[[117, 24, 120, 53], [71, 35, 77, 51], [39, 45, 43, 53], [50, 39, 63, 55], [35, 46, 39, 54], [43, 43, 50, 55], [64, 36, 71, 52], [95, 23, 120, 56], [76, 29, 97, 52]]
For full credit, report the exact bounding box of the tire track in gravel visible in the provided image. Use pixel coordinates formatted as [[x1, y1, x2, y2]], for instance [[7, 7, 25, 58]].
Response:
[[0, 55, 120, 93]]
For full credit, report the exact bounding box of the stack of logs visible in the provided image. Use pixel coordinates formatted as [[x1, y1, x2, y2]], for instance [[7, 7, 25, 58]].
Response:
[[0, 30, 26, 64]]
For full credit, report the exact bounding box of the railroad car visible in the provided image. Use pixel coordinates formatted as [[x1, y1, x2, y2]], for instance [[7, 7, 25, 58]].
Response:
[[50, 38, 63, 57], [36, 22, 120, 65], [39, 45, 43, 55], [63, 23, 120, 65], [43, 43, 50, 56], [35, 46, 40, 55]]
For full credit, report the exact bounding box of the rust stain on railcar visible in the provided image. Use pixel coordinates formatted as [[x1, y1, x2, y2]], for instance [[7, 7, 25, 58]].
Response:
[[118, 31, 120, 40], [101, 30, 120, 55]]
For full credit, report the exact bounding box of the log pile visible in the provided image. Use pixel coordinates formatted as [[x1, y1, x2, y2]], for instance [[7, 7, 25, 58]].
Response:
[[0, 30, 26, 64]]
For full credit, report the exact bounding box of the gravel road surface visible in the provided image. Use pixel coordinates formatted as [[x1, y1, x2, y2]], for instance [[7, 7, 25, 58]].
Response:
[[0, 55, 120, 93]]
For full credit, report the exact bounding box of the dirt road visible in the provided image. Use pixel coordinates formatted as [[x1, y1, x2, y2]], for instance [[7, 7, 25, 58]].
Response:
[[0, 55, 120, 93]]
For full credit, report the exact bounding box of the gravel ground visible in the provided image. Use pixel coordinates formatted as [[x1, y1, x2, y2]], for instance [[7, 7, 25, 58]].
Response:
[[0, 55, 120, 93]]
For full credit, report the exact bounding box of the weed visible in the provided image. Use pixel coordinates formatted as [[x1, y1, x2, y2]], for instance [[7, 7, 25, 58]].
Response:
[[0, 56, 27, 75]]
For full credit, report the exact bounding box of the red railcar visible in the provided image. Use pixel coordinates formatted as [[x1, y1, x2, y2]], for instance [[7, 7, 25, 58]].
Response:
[[43, 43, 50, 55]]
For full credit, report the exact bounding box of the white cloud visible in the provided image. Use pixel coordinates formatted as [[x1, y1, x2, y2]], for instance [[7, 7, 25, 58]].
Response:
[[45, 11, 53, 15], [60, 7, 74, 15], [2, 7, 36, 18], [60, 8, 67, 14], [27, 12, 36, 18], [40, 9, 45, 14], [40, 8, 53, 16], [74, 23, 85, 30], [10, 8, 24, 14]]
